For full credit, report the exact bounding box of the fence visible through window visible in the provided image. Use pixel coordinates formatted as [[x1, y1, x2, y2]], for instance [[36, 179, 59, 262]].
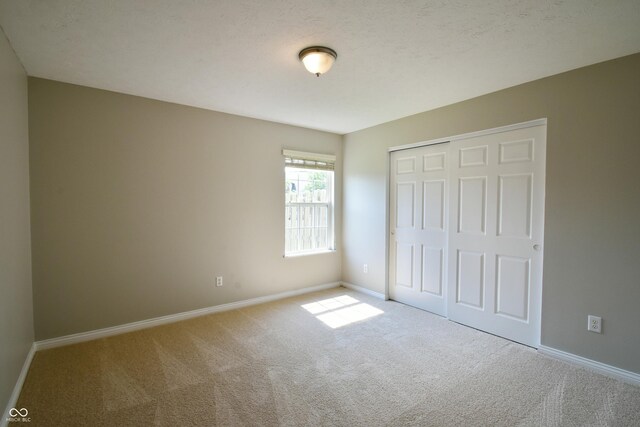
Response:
[[285, 166, 333, 255]]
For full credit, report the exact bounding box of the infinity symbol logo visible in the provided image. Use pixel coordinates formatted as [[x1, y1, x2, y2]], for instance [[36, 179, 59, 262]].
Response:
[[9, 408, 28, 417]]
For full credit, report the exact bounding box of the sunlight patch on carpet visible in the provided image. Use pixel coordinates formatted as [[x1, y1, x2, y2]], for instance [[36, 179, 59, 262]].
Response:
[[301, 294, 384, 328], [301, 295, 360, 314]]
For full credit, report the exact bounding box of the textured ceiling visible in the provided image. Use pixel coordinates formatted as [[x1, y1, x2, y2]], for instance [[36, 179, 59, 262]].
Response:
[[1, 1, 639, 134]]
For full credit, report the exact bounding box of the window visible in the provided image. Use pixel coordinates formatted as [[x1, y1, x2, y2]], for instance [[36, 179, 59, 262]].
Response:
[[284, 150, 335, 256]]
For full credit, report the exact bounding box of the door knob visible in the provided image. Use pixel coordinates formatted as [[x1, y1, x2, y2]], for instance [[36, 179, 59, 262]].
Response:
[[533, 244, 541, 251]]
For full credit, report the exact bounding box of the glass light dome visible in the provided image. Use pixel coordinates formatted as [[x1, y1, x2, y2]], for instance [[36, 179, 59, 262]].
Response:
[[299, 47, 337, 77]]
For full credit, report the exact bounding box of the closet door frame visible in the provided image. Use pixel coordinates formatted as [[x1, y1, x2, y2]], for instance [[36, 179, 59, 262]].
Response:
[[386, 118, 547, 347]]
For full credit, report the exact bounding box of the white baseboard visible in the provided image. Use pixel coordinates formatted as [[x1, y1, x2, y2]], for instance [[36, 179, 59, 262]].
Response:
[[538, 345, 640, 386], [2, 343, 37, 427], [35, 282, 340, 351], [340, 282, 386, 300]]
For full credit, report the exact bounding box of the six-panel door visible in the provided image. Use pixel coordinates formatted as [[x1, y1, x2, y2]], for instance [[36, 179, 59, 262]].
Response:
[[389, 143, 449, 317], [447, 125, 546, 347]]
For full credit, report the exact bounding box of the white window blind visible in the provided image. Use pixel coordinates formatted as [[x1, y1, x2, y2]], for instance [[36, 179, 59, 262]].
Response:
[[283, 149, 336, 171]]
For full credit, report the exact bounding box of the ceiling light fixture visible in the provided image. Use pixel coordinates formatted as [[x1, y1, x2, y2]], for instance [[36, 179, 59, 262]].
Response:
[[299, 46, 337, 77]]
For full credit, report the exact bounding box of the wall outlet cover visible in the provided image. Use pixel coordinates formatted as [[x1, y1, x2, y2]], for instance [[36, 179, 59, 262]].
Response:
[[587, 315, 602, 333]]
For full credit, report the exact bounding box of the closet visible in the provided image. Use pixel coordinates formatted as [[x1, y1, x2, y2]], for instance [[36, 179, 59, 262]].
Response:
[[389, 120, 546, 347]]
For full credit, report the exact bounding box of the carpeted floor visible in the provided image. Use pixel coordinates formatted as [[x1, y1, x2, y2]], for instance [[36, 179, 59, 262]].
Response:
[[17, 287, 640, 426]]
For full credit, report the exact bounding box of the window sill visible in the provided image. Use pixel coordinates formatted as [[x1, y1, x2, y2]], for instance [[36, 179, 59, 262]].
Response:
[[284, 249, 336, 258]]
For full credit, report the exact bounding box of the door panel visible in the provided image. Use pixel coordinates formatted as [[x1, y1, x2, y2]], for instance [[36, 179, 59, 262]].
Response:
[[421, 246, 443, 296], [456, 250, 485, 309], [497, 174, 532, 238], [423, 180, 445, 230], [395, 243, 414, 288], [447, 124, 546, 347], [423, 152, 446, 171], [396, 157, 416, 174], [495, 255, 530, 321], [390, 143, 449, 316], [396, 183, 415, 228], [458, 177, 487, 234], [459, 145, 488, 167]]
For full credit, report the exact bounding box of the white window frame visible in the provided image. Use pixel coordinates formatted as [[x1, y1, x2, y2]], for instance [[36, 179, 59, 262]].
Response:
[[283, 149, 336, 257]]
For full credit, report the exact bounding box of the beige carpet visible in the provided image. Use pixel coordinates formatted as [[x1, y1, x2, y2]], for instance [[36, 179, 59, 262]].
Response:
[[17, 287, 640, 426]]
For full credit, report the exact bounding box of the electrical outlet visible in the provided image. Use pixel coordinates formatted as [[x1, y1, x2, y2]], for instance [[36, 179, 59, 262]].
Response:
[[587, 315, 602, 333], [363, 264, 368, 273], [216, 276, 223, 287]]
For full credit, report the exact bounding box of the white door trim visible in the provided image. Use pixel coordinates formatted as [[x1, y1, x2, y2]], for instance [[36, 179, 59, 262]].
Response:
[[388, 118, 547, 153]]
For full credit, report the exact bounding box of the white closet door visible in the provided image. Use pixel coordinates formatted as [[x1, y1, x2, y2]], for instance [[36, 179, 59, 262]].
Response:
[[447, 124, 546, 347], [389, 143, 449, 316]]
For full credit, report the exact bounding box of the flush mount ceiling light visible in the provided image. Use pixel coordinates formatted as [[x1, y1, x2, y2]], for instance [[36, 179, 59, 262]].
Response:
[[299, 46, 337, 77]]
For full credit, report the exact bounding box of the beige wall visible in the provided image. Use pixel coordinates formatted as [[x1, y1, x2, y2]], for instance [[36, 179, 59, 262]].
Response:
[[343, 53, 640, 374], [28, 78, 342, 340], [0, 30, 33, 411]]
